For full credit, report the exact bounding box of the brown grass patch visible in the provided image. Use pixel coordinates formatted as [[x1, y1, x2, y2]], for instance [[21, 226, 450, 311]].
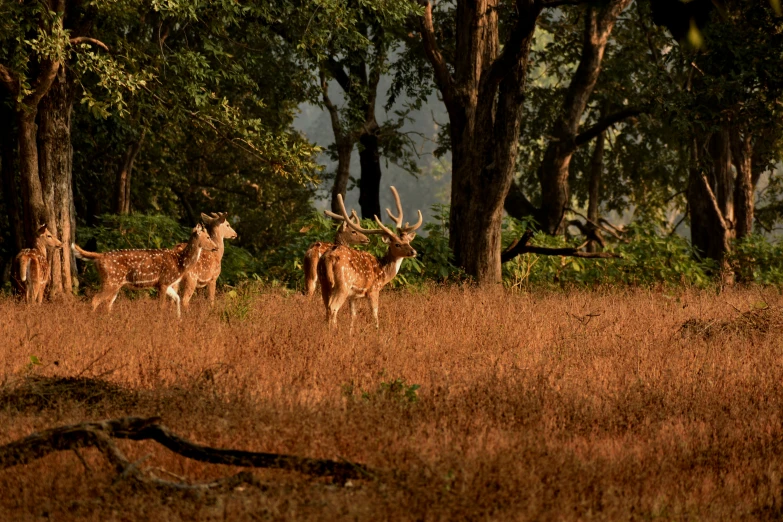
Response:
[[2, 286, 783, 520]]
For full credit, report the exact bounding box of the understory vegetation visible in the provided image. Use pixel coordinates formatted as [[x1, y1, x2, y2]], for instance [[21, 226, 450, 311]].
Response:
[[51, 212, 783, 298], [2, 287, 783, 520]]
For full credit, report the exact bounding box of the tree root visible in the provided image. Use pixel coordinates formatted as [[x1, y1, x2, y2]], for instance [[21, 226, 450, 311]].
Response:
[[0, 417, 372, 489]]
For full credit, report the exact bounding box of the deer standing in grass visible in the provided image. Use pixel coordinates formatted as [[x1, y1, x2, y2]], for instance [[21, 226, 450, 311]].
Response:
[[318, 187, 422, 329], [303, 208, 369, 297], [72, 224, 217, 317], [15, 224, 63, 303], [175, 212, 237, 309]]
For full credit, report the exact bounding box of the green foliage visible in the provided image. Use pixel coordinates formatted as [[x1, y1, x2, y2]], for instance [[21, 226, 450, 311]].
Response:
[[730, 235, 783, 285], [502, 217, 715, 289]]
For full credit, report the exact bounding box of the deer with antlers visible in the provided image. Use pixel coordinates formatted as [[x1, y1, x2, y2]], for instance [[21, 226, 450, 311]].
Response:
[[14, 224, 63, 303], [303, 208, 369, 297], [317, 187, 422, 329], [175, 212, 238, 309], [72, 224, 217, 317]]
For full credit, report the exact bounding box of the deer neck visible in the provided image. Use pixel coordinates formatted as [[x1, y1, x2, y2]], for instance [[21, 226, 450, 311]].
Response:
[[177, 239, 203, 272], [208, 227, 225, 260], [33, 236, 48, 257], [378, 251, 405, 286]]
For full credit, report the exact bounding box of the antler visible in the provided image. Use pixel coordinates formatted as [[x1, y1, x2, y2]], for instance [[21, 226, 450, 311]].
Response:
[[335, 195, 386, 235], [324, 208, 362, 226], [385, 186, 423, 235]]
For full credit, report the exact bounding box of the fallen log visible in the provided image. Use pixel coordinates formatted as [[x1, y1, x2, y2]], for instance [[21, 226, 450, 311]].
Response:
[[0, 417, 372, 489]]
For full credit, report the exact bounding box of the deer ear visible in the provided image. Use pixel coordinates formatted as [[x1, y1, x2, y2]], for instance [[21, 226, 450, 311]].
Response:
[[200, 213, 214, 225], [37, 224, 47, 234]]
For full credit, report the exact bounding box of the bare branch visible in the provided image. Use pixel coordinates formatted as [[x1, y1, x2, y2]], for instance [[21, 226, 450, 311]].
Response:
[[70, 37, 110, 52], [417, 0, 456, 114], [0, 417, 373, 482], [575, 107, 642, 147], [501, 230, 622, 264]]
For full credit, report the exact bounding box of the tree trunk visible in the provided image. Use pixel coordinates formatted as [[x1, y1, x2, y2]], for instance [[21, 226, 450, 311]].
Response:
[[18, 110, 50, 244], [730, 128, 753, 241], [0, 93, 23, 253], [114, 134, 144, 215], [687, 136, 732, 278], [330, 140, 353, 215], [586, 129, 605, 253], [37, 66, 76, 297], [357, 132, 382, 219], [536, 0, 630, 234]]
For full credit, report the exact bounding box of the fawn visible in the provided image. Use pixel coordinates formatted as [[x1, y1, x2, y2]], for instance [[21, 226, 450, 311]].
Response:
[[73, 224, 217, 317], [15, 224, 63, 303]]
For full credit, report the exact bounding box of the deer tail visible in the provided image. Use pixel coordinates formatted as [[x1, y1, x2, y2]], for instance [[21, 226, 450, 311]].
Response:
[[72, 243, 101, 261], [19, 256, 30, 282]]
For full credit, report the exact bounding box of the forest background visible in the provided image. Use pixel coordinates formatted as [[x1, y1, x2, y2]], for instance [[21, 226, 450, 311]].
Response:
[[1, 0, 783, 297]]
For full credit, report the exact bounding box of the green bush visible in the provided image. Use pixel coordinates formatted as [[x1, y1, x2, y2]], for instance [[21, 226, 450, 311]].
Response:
[[730, 234, 783, 285]]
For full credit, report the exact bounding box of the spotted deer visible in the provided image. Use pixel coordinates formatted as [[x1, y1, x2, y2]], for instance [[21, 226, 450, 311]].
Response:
[[317, 187, 422, 329], [303, 208, 369, 297], [175, 212, 237, 309], [14, 224, 63, 303], [72, 224, 218, 317]]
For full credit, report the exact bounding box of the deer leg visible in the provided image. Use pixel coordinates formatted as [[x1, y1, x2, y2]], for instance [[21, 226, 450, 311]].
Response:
[[207, 279, 217, 307], [327, 288, 348, 328], [349, 298, 358, 334], [369, 291, 380, 329], [180, 273, 197, 310], [166, 285, 182, 318], [36, 282, 44, 304], [304, 254, 318, 297]]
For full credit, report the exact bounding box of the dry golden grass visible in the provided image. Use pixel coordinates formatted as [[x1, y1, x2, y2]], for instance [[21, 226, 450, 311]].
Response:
[[2, 285, 783, 520]]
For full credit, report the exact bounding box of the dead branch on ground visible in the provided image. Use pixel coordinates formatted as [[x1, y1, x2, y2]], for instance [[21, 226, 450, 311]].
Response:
[[0, 417, 372, 489]]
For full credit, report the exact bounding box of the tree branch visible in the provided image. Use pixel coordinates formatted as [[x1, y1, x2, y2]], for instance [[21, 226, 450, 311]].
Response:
[[0, 63, 18, 96], [501, 230, 622, 264], [0, 417, 373, 483], [480, 0, 542, 102], [323, 58, 352, 94], [22, 60, 60, 108], [575, 107, 642, 147], [541, 0, 586, 8], [417, 0, 456, 114], [69, 37, 110, 52]]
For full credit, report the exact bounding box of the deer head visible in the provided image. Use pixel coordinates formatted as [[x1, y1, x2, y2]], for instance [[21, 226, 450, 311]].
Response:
[[192, 223, 219, 252], [35, 224, 63, 249], [201, 212, 238, 240], [323, 208, 370, 246]]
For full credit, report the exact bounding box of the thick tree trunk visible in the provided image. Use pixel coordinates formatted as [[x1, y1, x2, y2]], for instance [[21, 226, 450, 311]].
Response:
[[37, 67, 76, 297], [687, 137, 732, 278], [18, 110, 49, 243], [114, 134, 144, 215], [357, 132, 381, 219], [536, 1, 630, 234]]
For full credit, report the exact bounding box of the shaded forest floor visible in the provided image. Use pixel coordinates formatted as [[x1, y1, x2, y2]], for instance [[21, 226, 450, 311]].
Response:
[[2, 286, 783, 520]]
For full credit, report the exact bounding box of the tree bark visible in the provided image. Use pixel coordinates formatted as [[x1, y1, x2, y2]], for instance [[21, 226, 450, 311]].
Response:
[[357, 132, 382, 219], [38, 66, 76, 297], [319, 69, 356, 215], [536, 0, 631, 234], [114, 133, 144, 215], [687, 136, 732, 278], [586, 129, 605, 252], [730, 127, 753, 241], [419, 0, 543, 283]]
